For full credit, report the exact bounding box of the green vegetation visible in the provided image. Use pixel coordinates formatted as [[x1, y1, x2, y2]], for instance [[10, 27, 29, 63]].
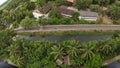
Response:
[[20, 17, 38, 29], [74, 0, 93, 10], [1, 0, 120, 68], [0, 0, 12, 10], [0, 29, 120, 68], [108, 5, 120, 21], [0, 0, 120, 29]]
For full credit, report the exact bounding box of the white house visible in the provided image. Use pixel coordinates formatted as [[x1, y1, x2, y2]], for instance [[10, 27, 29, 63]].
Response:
[[33, 5, 52, 19], [79, 11, 98, 21], [32, 10, 44, 19]]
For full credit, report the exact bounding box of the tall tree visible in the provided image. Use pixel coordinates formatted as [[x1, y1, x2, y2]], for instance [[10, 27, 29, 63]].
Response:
[[74, 0, 93, 10], [80, 41, 96, 60], [108, 5, 120, 20], [20, 17, 38, 29], [50, 44, 65, 60]]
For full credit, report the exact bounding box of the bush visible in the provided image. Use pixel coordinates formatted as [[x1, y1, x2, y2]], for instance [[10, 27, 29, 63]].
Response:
[[90, 5, 101, 12], [84, 54, 103, 68]]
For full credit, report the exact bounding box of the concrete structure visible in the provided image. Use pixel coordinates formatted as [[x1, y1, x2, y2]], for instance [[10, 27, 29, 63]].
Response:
[[79, 11, 98, 21]]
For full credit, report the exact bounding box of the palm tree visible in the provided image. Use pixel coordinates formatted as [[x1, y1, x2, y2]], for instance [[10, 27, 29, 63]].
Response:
[[97, 39, 115, 55], [50, 44, 65, 60], [80, 41, 96, 60], [65, 39, 80, 57]]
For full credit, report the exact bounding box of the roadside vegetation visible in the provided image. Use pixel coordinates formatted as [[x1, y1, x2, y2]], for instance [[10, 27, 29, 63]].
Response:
[[0, 29, 120, 68]]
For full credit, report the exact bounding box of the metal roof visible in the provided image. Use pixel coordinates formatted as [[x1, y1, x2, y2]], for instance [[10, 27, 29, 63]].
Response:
[[80, 11, 98, 17], [41, 5, 52, 14], [58, 5, 74, 15]]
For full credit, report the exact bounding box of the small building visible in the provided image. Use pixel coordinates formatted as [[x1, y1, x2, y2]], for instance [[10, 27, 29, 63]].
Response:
[[102, 7, 108, 11], [79, 11, 98, 21], [32, 9, 44, 19], [41, 5, 52, 14], [67, 0, 74, 3], [56, 59, 63, 65], [58, 5, 74, 17], [33, 5, 52, 19]]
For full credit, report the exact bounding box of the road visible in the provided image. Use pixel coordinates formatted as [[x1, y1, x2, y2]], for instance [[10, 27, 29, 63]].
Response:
[[103, 55, 120, 66], [15, 24, 120, 32]]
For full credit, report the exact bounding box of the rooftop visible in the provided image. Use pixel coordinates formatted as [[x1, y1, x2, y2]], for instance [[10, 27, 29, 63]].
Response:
[[80, 11, 98, 17], [58, 5, 74, 15], [67, 0, 74, 3], [41, 5, 52, 14]]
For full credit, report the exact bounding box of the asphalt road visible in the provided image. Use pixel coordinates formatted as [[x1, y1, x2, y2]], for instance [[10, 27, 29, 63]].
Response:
[[15, 25, 120, 32]]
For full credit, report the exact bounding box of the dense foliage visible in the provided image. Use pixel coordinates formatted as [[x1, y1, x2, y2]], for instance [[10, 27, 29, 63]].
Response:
[[0, 0, 120, 29], [0, 29, 120, 68]]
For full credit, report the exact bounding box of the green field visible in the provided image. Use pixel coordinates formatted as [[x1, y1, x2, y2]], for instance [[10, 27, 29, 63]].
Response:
[[0, 0, 12, 10]]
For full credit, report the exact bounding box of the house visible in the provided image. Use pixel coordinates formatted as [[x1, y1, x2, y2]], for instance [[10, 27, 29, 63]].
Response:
[[58, 5, 74, 17], [32, 9, 44, 19], [102, 61, 120, 68], [64, 55, 70, 65], [67, 0, 74, 3], [79, 11, 98, 21], [58, 5, 98, 21], [31, 0, 37, 2], [67, 7, 78, 12], [41, 5, 52, 14], [33, 5, 52, 19], [56, 59, 63, 65], [102, 7, 108, 11]]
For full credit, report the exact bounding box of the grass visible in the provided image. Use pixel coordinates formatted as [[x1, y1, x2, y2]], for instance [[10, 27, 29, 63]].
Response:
[[0, 0, 12, 10]]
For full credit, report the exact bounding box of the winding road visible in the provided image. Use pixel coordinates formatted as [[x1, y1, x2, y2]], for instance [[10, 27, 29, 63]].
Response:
[[15, 24, 120, 32]]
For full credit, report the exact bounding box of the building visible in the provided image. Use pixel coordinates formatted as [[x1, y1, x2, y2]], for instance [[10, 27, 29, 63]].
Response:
[[41, 5, 52, 14], [67, 0, 74, 3], [33, 5, 52, 19], [79, 11, 98, 21], [58, 5, 99, 21], [32, 9, 44, 19], [58, 5, 74, 17]]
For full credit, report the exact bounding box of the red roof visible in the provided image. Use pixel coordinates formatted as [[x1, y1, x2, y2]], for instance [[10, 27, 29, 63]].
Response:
[[67, 0, 74, 3], [58, 5, 74, 15], [102, 7, 108, 11]]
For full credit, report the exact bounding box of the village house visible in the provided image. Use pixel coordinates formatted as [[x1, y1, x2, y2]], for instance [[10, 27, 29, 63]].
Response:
[[79, 11, 98, 21], [33, 5, 52, 19], [58, 5, 98, 21], [67, 0, 74, 3], [58, 5, 74, 17], [32, 9, 43, 19]]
